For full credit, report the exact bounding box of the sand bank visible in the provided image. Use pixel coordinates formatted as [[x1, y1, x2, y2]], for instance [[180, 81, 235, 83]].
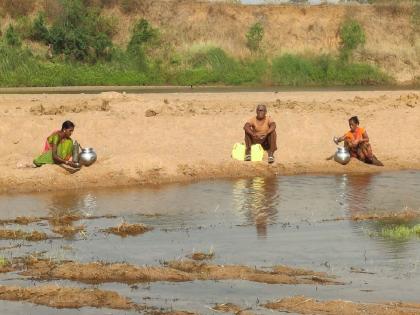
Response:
[[0, 90, 419, 194]]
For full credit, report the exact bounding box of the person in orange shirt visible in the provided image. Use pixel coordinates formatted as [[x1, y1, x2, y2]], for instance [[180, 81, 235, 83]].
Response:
[[243, 104, 277, 164], [335, 116, 383, 166]]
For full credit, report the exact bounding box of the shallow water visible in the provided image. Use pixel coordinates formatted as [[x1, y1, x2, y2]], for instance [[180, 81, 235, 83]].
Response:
[[1, 171, 420, 314]]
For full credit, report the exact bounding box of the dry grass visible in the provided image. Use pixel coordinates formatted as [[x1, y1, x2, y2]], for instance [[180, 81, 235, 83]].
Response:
[[0, 284, 135, 310], [0, 216, 43, 225], [264, 296, 420, 315], [0, 229, 47, 241], [103, 222, 153, 237], [372, 0, 414, 17], [0, 0, 35, 18], [189, 252, 214, 261], [20, 258, 342, 285], [52, 225, 85, 238]]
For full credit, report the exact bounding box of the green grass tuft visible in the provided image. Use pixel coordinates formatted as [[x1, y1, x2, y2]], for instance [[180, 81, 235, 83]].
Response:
[[381, 224, 420, 240], [272, 54, 389, 86]]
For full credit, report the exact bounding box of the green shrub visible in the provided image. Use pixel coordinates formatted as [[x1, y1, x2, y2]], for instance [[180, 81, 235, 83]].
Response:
[[127, 19, 158, 52], [246, 22, 264, 52], [45, 0, 114, 62], [126, 19, 158, 70], [5, 25, 21, 47], [30, 13, 50, 43], [339, 20, 366, 62], [92, 32, 113, 60]]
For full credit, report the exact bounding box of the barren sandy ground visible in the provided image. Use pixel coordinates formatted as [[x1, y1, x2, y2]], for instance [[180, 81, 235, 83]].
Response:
[[0, 90, 419, 194]]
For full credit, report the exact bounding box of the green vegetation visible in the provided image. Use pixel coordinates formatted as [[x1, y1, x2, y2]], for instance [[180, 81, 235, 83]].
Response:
[[246, 22, 264, 53], [0, 0, 390, 87], [30, 13, 50, 43], [171, 46, 269, 85], [339, 19, 366, 62], [0, 256, 9, 267], [381, 224, 420, 240], [272, 54, 387, 86], [5, 25, 22, 47]]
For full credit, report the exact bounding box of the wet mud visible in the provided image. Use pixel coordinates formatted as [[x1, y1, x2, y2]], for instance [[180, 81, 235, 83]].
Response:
[[264, 296, 420, 315]]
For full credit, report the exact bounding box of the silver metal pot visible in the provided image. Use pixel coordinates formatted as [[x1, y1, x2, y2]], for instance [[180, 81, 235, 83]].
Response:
[[79, 148, 97, 167], [334, 147, 351, 165]]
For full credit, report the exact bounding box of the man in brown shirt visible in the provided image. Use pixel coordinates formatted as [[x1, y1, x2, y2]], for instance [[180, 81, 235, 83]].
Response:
[[243, 104, 277, 163]]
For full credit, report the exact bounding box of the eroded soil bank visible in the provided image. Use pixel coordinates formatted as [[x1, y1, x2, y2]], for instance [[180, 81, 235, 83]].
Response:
[[1, 90, 419, 194]]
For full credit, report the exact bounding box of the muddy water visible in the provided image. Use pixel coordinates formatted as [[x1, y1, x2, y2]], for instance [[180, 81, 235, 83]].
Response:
[[1, 171, 420, 314]]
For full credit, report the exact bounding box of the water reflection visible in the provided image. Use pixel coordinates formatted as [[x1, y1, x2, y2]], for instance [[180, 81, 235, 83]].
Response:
[[334, 174, 420, 256], [40, 191, 97, 218], [340, 174, 374, 215], [232, 177, 279, 238]]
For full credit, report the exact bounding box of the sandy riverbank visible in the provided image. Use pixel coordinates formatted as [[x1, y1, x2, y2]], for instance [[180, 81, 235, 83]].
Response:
[[0, 90, 419, 194]]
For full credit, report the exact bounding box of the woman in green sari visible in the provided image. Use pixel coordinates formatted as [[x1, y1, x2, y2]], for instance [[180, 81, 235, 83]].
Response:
[[33, 121, 79, 168]]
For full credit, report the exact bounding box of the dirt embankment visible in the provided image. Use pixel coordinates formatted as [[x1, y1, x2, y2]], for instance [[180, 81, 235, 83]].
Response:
[[0, 90, 419, 194], [1, 1, 418, 83]]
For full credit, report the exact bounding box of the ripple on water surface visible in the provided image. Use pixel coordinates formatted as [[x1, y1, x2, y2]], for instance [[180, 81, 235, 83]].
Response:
[[0, 171, 420, 312]]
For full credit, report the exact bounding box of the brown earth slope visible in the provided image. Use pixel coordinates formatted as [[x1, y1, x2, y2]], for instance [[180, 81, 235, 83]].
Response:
[[0, 1, 419, 83]]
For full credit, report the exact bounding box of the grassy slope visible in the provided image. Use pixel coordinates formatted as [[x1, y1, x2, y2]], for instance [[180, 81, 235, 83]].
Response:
[[0, 0, 418, 86]]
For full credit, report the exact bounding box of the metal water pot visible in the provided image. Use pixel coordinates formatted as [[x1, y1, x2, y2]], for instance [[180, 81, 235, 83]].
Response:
[[79, 148, 97, 167], [334, 147, 351, 165]]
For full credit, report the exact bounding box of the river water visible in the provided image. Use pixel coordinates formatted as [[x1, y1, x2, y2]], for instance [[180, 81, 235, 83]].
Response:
[[0, 171, 419, 314]]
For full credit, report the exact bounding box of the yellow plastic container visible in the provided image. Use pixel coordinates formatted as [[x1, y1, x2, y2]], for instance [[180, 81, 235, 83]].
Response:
[[251, 144, 264, 162], [231, 143, 264, 162], [231, 143, 246, 161]]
